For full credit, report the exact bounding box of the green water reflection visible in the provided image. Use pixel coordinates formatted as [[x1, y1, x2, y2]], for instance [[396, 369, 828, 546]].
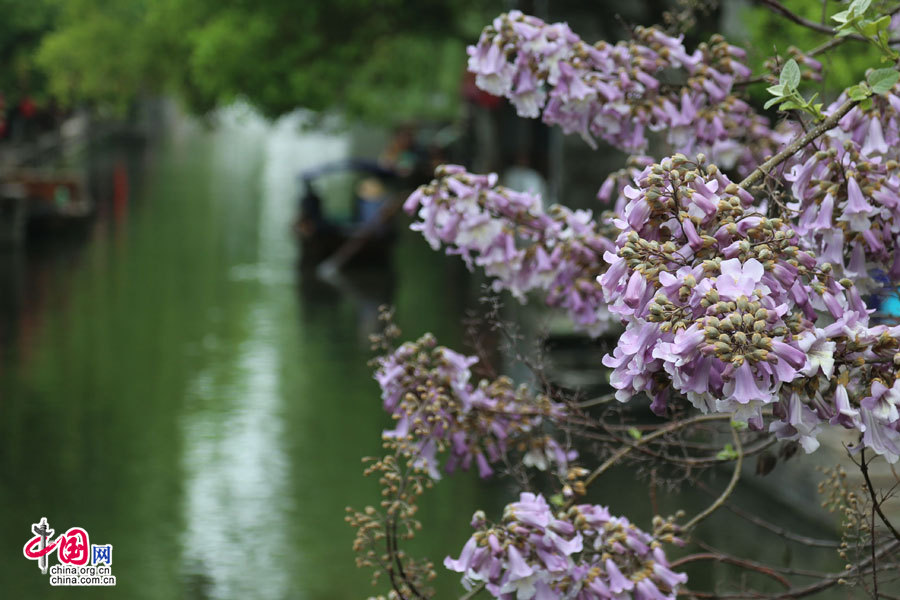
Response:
[[0, 110, 491, 599]]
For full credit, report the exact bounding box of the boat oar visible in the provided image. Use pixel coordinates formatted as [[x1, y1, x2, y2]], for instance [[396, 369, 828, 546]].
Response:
[[315, 199, 403, 279]]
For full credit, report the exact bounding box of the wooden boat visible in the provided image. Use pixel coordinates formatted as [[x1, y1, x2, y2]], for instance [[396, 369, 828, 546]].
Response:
[[293, 159, 399, 272], [0, 169, 94, 240]]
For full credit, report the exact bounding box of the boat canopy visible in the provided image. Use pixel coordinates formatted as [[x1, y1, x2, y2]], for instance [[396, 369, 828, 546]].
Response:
[[298, 158, 397, 183]]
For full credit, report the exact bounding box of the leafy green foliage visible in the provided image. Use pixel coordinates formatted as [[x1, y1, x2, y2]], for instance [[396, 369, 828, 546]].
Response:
[[845, 68, 900, 111], [32, 0, 496, 121], [832, 0, 899, 60], [739, 0, 883, 100], [765, 59, 824, 120], [13, 0, 900, 124], [0, 0, 57, 106], [831, 0, 872, 34], [716, 443, 739, 461], [36, 0, 160, 112], [868, 67, 900, 94]]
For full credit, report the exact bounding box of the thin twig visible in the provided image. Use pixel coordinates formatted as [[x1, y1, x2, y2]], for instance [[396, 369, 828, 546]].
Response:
[[579, 413, 733, 494], [683, 540, 900, 599], [575, 393, 616, 408], [711, 493, 840, 548], [733, 74, 770, 88], [669, 553, 791, 588], [859, 448, 900, 543], [683, 427, 743, 532], [595, 425, 774, 467], [872, 484, 879, 599]]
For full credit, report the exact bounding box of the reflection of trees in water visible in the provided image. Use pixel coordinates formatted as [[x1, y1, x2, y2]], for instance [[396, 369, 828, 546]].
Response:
[[0, 139, 145, 366], [180, 308, 291, 600], [296, 268, 396, 344], [181, 561, 214, 600], [0, 237, 85, 366]]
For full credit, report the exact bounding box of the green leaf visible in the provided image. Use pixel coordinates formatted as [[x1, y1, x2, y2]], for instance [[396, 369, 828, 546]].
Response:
[[872, 15, 892, 32], [731, 420, 749, 431], [779, 99, 803, 111], [549, 493, 565, 507], [847, 83, 872, 101], [627, 427, 642, 440], [850, 0, 872, 16], [862, 19, 879, 38], [780, 59, 801, 90], [832, 9, 851, 24], [861, 97, 874, 111], [764, 96, 781, 109], [716, 443, 739, 461], [868, 68, 899, 94], [766, 83, 785, 96]]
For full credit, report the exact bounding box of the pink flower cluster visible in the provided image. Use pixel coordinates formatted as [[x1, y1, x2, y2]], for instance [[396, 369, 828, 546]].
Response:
[[774, 317, 900, 462], [785, 90, 900, 289], [445, 492, 687, 600], [401, 151, 900, 460], [597, 155, 892, 451], [401, 8, 900, 469], [467, 11, 772, 170], [375, 333, 572, 479], [405, 165, 616, 336]]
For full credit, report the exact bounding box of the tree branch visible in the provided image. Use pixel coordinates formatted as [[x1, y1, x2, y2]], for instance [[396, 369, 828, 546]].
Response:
[[807, 36, 845, 58], [740, 98, 857, 190], [755, 0, 843, 36]]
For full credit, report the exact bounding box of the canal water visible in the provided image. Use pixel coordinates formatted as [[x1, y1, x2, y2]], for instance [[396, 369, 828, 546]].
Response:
[[0, 107, 847, 598], [0, 107, 496, 599]]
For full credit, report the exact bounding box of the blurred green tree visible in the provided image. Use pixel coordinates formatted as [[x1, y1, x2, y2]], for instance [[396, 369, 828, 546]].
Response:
[[26, 0, 877, 123], [0, 0, 56, 107], [33, 0, 495, 121]]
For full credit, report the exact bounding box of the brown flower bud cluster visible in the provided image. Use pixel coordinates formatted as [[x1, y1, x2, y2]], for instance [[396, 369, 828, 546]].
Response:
[[346, 448, 437, 598]]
